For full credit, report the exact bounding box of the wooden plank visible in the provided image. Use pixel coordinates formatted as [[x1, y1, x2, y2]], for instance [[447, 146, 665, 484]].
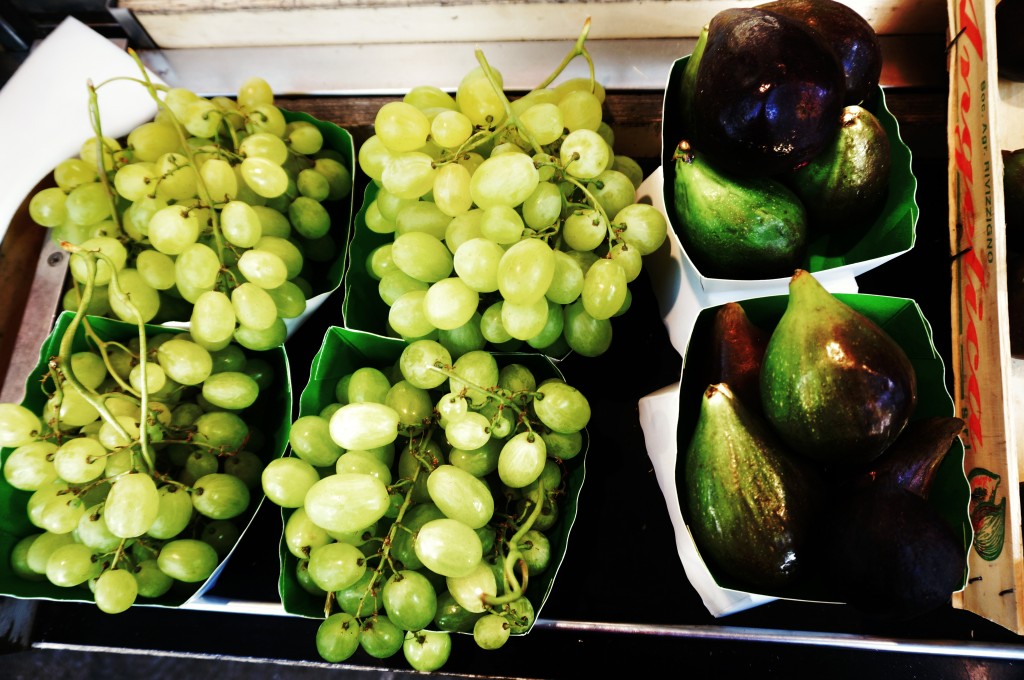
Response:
[[118, 0, 946, 48]]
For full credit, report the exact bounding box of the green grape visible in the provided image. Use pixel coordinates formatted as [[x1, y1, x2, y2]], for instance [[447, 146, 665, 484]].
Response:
[[133, 558, 174, 598], [541, 428, 583, 460], [448, 438, 501, 478], [329, 402, 401, 450], [398, 339, 451, 390], [65, 181, 111, 225], [94, 568, 138, 614], [317, 157, 353, 202], [405, 84, 457, 111], [614, 202, 668, 256], [500, 296, 550, 341], [456, 66, 506, 128], [534, 380, 591, 433], [384, 380, 433, 433], [427, 465, 494, 529], [246, 103, 287, 137], [335, 450, 393, 485], [254, 236, 303, 279], [473, 613, 511, 650], [469, 152, 539, 209], [497, 238, 555, 305], [395, 201, 452, 239], [128, 121, 180, 162], [46, 542, 101, 587], [237, 248, 288, 289], [10, 534, 45, 581], [286, 121, 324, 155], [359, 615, 405, 659], [54, 157, 98, 190], [317, 612, 362, 663], [136, 249, 177, 290], [378, 270, 428, 307], [506, 595, 536, 633], [335, 569, 382, 617], [422, 278, 479, 331], [587, 169, 636, 221], [357, 135, 392, 182], [526, 299, 565, 349], [435, 392, 469, 428], [431, 109, 473, 148], [448, 350, 498, 407], [230, 282, 277, 330], [223, 450, 262, 489], [234, 317, 287, 351], [453, 237, 504, 293], [437, 313, 486, 361], [154, 152, 199, 201], [382, 151, 436, 200], [581, 258, 627, 320], [612, 154, 645, 189], [562, 208, 608, 252], [70, 236, 127, 287], [148, 205, 200, 255], [157, 338, 213, 386], [143, 485, 194, 540], [108, 268, 160, 323], [29, 187, 69, 227], [190, 290, 237, 349], [97, 414, 140, 450], [376, 101, 431, 152], [447, 560, 498, 615], [237, 76, 274, 108], [296, 168, 330, 202], [0, 403, 42, 448], [557, 89, 603, 132], [444, 209, 484, 252], [266, 281, 307, 319], [432, 163, 473, 217], [239, 131, 289, 164], [201, 371, 259, 410], [289, 196, 331, 239], [262, 457, 320, 508], [563, 298, 613, 357], [414, 518, 482, 578], [304, 472, 390, 533], [220, 200, 263, 248], [25, 530, 75, 574], [307, 541, 366, 591], [104, 472, 160, 538], [36, 489, 86, 534], [382, 569, 438, 633], [240, 156, 288, 198], [479, 204, 524, 245], [497, 431, 546, 488], [3, 441, 58, 491], [521, 181, 562, 230], [289, 415, 344, 467], [52, 437, 106, 484], [284, 506, 332, 558], [519, 102, 564, 145], [192, 472, 250, 520], [200, 157, 239, 204], [391, 231, 453, 283], [560, 128, 611, 179], [519, 528, 552, 575], [609, 241, 643, 282], [390, 290, 436, 339], [157, 538, 219, 582], [367, 243, 395, 281]]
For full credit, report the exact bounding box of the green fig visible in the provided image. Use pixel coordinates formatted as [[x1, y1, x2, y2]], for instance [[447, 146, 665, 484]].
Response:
[[672, 140, 807, 279], [788, 105, 890, 232], [760, 269, 917, 464], [710, 302, 770, 411], [685, 382, 819, 590]]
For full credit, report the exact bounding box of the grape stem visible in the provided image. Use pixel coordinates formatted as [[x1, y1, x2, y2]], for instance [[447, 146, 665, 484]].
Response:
[[85, 79, 123, 234], [483, 478, 545, 606], [535, 17, 595, 92], [473, 50, 545, 156], [428, 363, 540, 435]]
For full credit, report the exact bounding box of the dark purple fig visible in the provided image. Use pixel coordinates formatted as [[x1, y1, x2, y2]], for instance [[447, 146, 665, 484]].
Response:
[[711, 302, 770, 410], [850, 416, 964, 498], [690, 7, 845, 177], [757, 0, 882, 105]]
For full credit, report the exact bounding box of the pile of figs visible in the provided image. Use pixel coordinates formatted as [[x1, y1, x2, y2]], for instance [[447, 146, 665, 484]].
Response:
[[669, 0, 893, 279]]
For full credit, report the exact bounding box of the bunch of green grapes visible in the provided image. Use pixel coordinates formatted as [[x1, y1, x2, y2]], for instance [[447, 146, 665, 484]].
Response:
[[357, 29, 667, 358], [0, 254, 281, 613], [27, 71, 352, 352], [261, 338, 589, 671]]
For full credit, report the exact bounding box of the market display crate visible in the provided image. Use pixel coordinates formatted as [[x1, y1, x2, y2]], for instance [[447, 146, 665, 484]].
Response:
[[947, 0, 1024, 635]]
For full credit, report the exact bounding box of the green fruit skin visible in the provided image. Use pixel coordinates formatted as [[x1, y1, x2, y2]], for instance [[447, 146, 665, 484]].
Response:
[[685, 383, 818, 590], [677, 26, 708, 139], [759, 270, 917, 464], [789, 105, 890, 231], [672, 141, 807, 279]]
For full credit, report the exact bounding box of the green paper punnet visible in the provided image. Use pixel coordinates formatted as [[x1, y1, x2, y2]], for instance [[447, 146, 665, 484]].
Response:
[[277, 326, 587, 635], [0, 311, 291, 607]]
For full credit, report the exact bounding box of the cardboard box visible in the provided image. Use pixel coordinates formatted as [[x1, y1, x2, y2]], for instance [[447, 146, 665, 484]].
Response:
[[948, 0, 1024, 635]]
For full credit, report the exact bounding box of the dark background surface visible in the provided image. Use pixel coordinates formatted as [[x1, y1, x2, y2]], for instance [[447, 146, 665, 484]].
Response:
[[3, 5, 1024, 679]]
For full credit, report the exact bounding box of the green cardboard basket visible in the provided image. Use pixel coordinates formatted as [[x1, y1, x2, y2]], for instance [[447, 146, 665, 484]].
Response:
[[0, 311, 291, 607], [658, 55, 919, 291], [674, 293, 971, 602], [277, 326, 588, 636]]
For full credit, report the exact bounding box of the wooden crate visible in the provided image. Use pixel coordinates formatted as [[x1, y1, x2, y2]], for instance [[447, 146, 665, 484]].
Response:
[[948, 0, 1024, 634], [113, 0, 946, 48]]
